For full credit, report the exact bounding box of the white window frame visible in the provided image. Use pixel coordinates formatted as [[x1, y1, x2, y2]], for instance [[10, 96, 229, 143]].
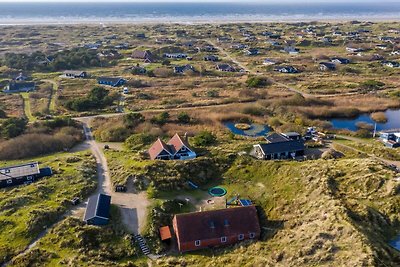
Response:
[[195, 240, 201, 246], [249, 232, 256, 239], [221, 236, 227, 243], [238, 234, 244, 241]]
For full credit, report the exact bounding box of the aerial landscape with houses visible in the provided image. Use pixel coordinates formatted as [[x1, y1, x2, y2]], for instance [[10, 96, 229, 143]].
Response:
[[0, 19, 400, 267]]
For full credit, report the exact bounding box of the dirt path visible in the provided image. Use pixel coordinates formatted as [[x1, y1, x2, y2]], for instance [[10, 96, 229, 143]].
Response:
[[77, 117, 150, 234], [20, 92, 36, 122], [42, 79, 58, 113], [333, 135, 400, 168]]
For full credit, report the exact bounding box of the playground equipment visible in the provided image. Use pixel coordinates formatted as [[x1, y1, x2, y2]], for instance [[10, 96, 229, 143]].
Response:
[[188, 181, 199, 189], [208, 186, 227, 197]]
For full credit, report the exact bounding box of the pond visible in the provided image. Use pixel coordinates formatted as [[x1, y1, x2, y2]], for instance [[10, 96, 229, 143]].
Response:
[[224, 122, 270, 137], [389, 235, 400, 251], [329, 109, 400, 131]]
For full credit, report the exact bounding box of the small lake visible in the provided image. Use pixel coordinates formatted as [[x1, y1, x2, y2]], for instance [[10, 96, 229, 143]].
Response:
[[330, 109, 400, 131], [389, 235, 400, 251], [224, 122, 270, 137]]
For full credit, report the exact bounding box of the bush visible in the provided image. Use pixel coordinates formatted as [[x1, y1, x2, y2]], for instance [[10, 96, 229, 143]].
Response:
[[125, 133, 156, 150], [150, 112, 170, 125], [65, 87, 116, 112], [360, 80, 385, 90], [123, 113, 144, 129], [177, 112, 191, 124], [0, 132, 81, 160], [246, 76, 272, 88], [354, 129, 372, 138], [0, 109, 6, 118], [0, 117, 27, 139], [206, 90, 219, 98], [126, 79, 149, 88], [192, 131, 217, 146], [99, 127, 131, 142]]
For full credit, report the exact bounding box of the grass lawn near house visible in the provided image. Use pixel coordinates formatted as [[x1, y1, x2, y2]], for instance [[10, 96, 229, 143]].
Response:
[[0, 151, 97, 264]]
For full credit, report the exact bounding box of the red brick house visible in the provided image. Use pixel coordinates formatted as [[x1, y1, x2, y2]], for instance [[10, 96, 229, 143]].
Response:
[[148, 133, 196, 160], [173, 206, 260, 252]]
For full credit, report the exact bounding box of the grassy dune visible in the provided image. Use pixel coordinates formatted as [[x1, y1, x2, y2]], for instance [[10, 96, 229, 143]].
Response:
[[0, 152, 97, 264]]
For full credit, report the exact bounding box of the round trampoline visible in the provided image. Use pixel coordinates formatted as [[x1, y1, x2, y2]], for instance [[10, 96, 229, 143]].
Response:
[[208, 186, 227, 197]]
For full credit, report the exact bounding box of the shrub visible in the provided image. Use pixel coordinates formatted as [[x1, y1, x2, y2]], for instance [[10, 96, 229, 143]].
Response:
[[0, 132, 81, 160], [192, 131, 217, 146], [241, 106, 265, 116], [65, 86, 116, 112], [246, 76, 272, 88], [150, 112, 170, 125], [99, 127, 130, 142], [360, 80, 385, 90], [0, 117, 27, 139], [43, 117, 76, 129], [0, 109, 6, 118], [177, 112, 191, 124], [125, 133, 156, 150], [354, 129, 372, 138], [206, 90, 219, 98], [161, 59, 171, 66], [123, 113, 145, 129], [126, 79, 149, 88]]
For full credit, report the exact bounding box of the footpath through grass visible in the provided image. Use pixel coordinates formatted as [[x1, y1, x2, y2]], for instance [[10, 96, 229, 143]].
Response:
[[20, 92, 36, 122]]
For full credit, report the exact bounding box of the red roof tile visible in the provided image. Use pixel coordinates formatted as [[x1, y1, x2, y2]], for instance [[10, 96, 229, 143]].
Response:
[[168, 133, 192, 153], [148, 138, 172, 160], [174, 206, 260, 244]]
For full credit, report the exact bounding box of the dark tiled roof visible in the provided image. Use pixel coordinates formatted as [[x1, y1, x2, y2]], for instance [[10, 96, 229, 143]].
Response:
[[265, 133, 289, 143], [97, 77, 123, 84], [259, 139, 305, 155], [8, 81, 35, 91], [174, 206, 260, 243], [84, 193, 111, 221]]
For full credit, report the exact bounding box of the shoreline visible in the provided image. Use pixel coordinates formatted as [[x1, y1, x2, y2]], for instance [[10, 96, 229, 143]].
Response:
[[0, 16, 400, 26], [0, 17, 400, 27]]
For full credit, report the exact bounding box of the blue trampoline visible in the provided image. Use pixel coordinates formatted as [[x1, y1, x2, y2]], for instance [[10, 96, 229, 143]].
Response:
[[208, 187, 227, 197]]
